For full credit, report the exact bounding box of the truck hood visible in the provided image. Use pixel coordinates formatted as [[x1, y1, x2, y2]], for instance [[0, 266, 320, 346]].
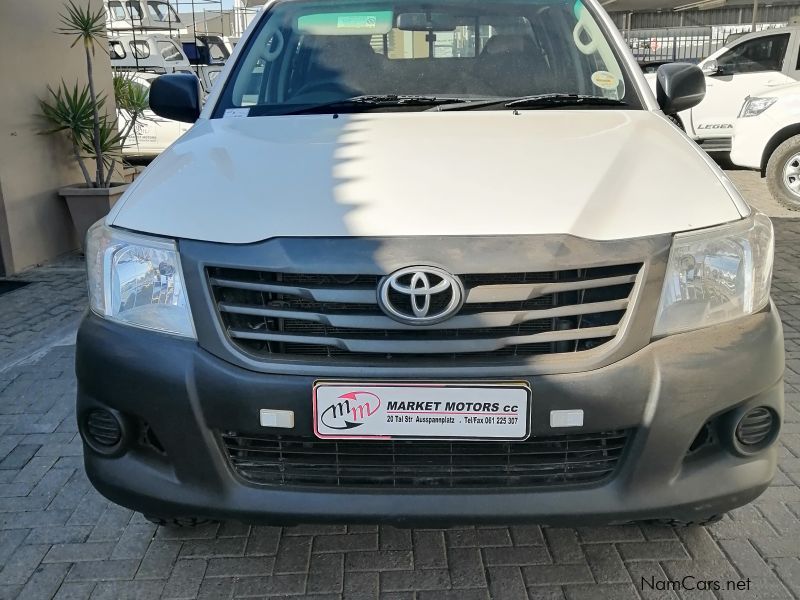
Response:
[[750, 80, 800, 99], [110, 111, 745, 242]]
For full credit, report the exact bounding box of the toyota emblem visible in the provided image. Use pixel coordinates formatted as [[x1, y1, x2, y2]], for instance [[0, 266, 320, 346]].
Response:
[[378, 266, 464, 325]]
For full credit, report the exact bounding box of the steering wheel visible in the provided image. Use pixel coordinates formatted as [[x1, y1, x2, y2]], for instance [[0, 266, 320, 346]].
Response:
[[291, 79, 357, 101]]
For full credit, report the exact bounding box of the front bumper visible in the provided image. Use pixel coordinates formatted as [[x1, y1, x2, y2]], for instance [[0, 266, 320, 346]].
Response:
[[76, 306, 785, 526], [731, 113, 778, 171]]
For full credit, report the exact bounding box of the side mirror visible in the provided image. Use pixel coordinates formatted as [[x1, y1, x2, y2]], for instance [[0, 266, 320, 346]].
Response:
[[149, 73, 202, 123], [656, 62, 706, 115], [701, 59, 722, 76]]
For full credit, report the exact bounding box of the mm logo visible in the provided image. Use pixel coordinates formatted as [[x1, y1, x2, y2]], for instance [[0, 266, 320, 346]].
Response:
[[320, 391, 381, 430]]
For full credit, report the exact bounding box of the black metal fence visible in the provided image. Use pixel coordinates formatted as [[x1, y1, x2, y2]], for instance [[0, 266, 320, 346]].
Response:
[[609, 4, 800, 63]]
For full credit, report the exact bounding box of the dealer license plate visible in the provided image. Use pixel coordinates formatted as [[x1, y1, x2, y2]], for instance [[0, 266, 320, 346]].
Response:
[[313, 382, 531, 440]]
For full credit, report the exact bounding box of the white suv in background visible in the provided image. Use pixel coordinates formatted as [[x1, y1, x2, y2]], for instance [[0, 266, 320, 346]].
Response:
[[119, 73, 191, 158], [731, 81, 800, 209], [648, 26, 800, 151]]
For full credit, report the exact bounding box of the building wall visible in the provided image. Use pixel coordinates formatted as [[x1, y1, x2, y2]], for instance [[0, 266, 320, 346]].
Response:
[[0, 0, 117, 275], [184, 11, 236, 37]]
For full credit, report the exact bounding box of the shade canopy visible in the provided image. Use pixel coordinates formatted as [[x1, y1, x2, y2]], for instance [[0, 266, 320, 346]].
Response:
[[606, 0, 765, 11], [241, 0, 777, 14]]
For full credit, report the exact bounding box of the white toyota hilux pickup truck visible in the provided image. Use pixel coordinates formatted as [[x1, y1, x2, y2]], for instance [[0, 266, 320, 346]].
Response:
[[647, 26, 800, 152], [732, 81, 800, 208], [76, 0, 784, 527]]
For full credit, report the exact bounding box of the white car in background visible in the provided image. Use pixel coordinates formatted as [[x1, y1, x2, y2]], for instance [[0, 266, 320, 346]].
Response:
[[647, 26, 800, 151], [731, 81, 800, 209], [109, 34, 193, 74], [120, 73, 191, 158]]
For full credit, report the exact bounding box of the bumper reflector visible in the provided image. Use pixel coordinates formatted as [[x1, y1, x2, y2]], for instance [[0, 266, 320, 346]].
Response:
[[259, 409, 295, 429]]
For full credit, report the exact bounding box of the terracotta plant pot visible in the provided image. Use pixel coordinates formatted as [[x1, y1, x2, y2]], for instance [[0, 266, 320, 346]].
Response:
[[59, 183, 129, 248]]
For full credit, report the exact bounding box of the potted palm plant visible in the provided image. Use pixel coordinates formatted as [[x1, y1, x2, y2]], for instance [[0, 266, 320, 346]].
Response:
[[39, 2, 149, 245]]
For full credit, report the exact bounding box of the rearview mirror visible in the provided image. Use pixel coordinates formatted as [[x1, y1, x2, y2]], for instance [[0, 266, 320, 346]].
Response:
[[149, 73, 202, 123], [656, 63, 706, 115], [701, 59, 722, 76], [396, 13, 457, 31]]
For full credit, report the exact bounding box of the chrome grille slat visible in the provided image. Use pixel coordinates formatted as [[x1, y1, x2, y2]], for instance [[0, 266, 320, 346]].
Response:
[[208, 277, 377, 304], [208, 264, 642, 361], [465, 273, 639, 303], [217, 298, 629, 330], [228, 324, 621, 354]]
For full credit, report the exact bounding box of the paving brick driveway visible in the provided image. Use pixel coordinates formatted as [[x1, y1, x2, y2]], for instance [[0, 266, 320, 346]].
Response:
[[0, 174, 799, 599]]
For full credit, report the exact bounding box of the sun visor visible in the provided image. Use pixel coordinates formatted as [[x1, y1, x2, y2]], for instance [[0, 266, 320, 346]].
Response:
[[297, 11, 394, 36]]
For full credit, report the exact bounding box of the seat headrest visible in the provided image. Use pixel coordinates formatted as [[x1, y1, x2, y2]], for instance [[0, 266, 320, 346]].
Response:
[[305, 35, 376, 55], [481, 34, 537, 56]]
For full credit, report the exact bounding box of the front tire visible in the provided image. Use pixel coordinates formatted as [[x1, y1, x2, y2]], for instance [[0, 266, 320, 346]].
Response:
[[649, 513, 725, 527], [766, 135, 800, 210], [143, 515, 215, 528]]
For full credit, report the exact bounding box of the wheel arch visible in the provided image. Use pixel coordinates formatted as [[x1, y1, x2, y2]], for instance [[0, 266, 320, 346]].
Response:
[[761, 124, 800, 174]]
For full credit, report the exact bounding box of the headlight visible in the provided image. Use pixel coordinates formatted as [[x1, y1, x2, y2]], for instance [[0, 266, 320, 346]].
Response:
[[739, 96, 777, 118], [653, 214, 774, 337], [86, 222, 196, 338]]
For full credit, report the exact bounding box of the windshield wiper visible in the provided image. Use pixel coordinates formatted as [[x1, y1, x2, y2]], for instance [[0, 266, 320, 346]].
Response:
[[282, 95, 471, 115], [435, 94, 628, 112], [506, 94, 628, 109]]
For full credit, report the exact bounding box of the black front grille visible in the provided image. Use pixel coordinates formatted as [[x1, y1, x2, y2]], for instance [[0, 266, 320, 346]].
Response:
[[208, 264, 642, 362], [221, 431, 629, 489]]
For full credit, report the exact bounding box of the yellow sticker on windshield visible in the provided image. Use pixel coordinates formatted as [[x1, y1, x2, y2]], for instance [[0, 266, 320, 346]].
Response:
[[591, 71, 619, 91]]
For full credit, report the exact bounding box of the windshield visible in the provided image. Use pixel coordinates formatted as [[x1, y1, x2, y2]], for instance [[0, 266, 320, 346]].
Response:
[[214, 0, 640, 116]]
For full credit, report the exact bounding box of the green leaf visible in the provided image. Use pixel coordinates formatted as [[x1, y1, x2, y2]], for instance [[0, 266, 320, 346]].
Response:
[[38, 81, 95, 140], [113, 73, 151, 117], [57, 0, 107, 52], [74, 113, 123, 155]]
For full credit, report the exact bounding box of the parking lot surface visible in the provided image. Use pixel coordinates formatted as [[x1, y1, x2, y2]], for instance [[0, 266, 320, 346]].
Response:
[[0, 172, 798, 599]]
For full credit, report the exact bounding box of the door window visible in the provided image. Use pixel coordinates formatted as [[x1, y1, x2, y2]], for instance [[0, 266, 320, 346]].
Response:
[[147, 1, 179, 23], [130, 40, 151, 59], [209, 43, 228, 62], [109, 40, 127, 59], [158, 41, 184, 62], [717, 33, 789, 74], [126, 1, 144, 21], [108, 1, 127, 21]]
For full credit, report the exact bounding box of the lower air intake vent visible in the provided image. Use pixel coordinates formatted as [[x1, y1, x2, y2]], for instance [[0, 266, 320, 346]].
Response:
[[735, 407, 776, 448], [221, 431, 630, 489], [84, 409, 122, 448]]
